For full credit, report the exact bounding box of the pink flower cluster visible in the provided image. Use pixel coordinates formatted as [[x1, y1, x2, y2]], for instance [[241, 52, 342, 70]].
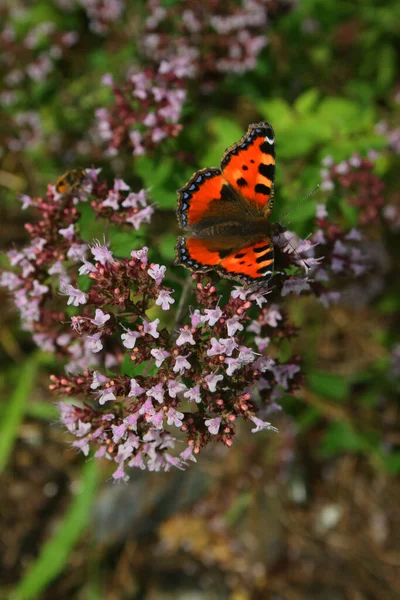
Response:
[[142, 0, 269, 81], [56, 0, 125, 34], [0, 168, 153, 343], [320, 154, 384, 225], [49, 275, 304, 478], [96, 65, 187, 156]]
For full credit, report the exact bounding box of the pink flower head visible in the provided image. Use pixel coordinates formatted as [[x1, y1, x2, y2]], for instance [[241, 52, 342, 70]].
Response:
[[150, 348, 170, 367], [86, 333, 103, 353], [91, 371, 110, 390], [143, 318, 160, 338], [91, 308, 111, 327], [226, 315, 244, 336], [60, 282, 87, 307], [250, 416, 278, 433], [173, 354, 191, 375], [176, 328, 195, 346], [147, 263, 166, 285], [130, 246, 149, 265], [167, 379, 187, 398], [146, 382, 164, 403], [204, 417, 222, 435], [204, 373, 224, 392], [156, 289, 175, 310], [166, 407, 184, 428], [91, 243, 114, 265], [121, 328, 140, 349], [201, 306, 223, 326], [184, 384, 202, 403], [59, 224, 75, 240], [129, 378, 146, 397]]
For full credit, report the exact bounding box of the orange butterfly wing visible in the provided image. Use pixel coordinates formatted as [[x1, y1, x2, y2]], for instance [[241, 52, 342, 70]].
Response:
[[221, 121, 276, 216], [176, 236, 275, 286]]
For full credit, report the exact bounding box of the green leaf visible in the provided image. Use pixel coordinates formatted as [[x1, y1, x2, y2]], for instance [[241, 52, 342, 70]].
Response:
[[294, 89, 320, 116], [121, 356, 158, 378], [307, 371, 350, 402], [135, 156, 176, 209], [319, 421, 372, 456], [201, 118, 244, 167], [12, 460, 99, 600], [109, 227, 144, 258], [0, 353, 41, 474]]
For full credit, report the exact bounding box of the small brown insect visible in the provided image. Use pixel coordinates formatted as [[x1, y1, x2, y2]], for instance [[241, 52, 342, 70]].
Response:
[[55, 168, 87, 195]]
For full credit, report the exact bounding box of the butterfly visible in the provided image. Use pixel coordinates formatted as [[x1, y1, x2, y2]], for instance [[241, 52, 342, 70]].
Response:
[[55, 168, 87, 195], [175, 121, 285, 287]]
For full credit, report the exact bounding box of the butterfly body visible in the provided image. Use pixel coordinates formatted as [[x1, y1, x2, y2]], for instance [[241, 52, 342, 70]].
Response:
[[175, 122, 283, 286]]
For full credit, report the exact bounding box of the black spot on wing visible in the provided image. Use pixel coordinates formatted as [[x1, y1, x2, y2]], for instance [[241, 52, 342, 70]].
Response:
[[242, 165, 248, 171], [258, 163, 275, 180], [260, 141, 276, 157], [236, 177, 248, 187], [253, 244, 271, 254], [255, 183, 271, 196]]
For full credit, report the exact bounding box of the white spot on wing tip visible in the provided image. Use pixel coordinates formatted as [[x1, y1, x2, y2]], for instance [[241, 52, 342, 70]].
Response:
[[265, 136, 274, 145]]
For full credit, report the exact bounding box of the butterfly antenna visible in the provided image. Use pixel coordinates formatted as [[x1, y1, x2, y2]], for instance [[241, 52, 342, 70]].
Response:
[[279, 184, 320, 225]]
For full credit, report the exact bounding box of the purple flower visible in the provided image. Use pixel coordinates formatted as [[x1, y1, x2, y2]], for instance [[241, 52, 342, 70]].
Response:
[[167, 380, 187, 398], [226, 315, 244, 336], [79, 259, 96, 275], [176, 327, 195, 346], [91, 371, 110, 390], [173, 354, 191, 375], [166, 408, 184, 427], [91, 243, 114, 265], [147, 263, 166, 285], [184, 385, 202, 403], [121, 328, 140, 349], [129, 378, 146, 397], [143, 318, 160, 338], [156, 289, 175, 310], [91, 308, 111, 327], [204, 417, 221, 435], [59, 224, 75, 240], [98, 388, 117, 405], [130, 246, 149, 265], [60, 282, 88, 306], [86, 333, 103, 353], [146, 382, 164, 403], [250, 416, 278, 433], [204, 373, 224, 392], [273, 364, 300, 388], [150, 348, 170, 367], [201, 306, 223, 326], [224, 357, 242, 376], [316, 204, 328, 219]]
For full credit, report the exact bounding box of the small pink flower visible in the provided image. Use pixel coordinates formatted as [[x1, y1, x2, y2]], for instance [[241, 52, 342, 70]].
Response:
[[146, 382, 164, 403], [98, 388, 116, 405], [143, 318, 160, 338], [281, 278, 311, 297], [91, 243, 114, 265], [86, 333, 103, 353], [59, 224, 75, 240], [156, 289, 175, 310], [250, 416, 278, 433], [176, 328, 195, 346], [60, 282, 87, 307], [204, 417, 221, 435], [129, 379, 146, 397], [91, 371, 110, 390], [167, 380, 187, 398], [130, 246, 148, 265], [150, 348, 170, 367], [91, 308, 111, 327], [184, 385, 202, 403], [173, 354, 191, 375], [226, 315, 244, 336], [147, 263, 166, 285], [204, 373, 224, 392], [121, 329, 140, 349], [166, 407, 184, 427], [201, 307, 223, 326]]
